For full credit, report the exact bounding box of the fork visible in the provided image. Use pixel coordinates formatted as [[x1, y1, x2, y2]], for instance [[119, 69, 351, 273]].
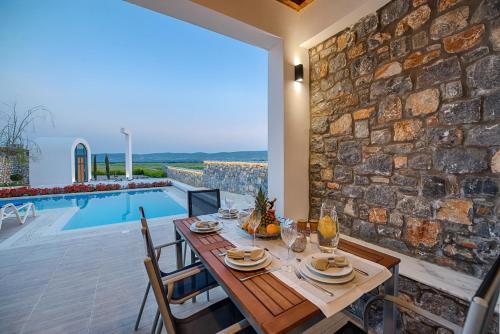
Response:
[[294, 263, 334, 296]]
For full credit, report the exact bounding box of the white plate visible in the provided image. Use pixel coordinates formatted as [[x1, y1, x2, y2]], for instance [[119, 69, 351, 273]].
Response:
[[304, 253, 353, 278], [299, 260, 355, 284], [224, 253, 272, 272], [217, 213, 238, 219], [189, 223, 223, 234], [193, 221, 220, 231], [225, 248, 267, 267]]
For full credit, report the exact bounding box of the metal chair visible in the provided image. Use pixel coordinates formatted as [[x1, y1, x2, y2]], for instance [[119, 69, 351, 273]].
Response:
[[362, 255, 500, 334], [142, 234, 251, 333], [187, 189, 221, 217], [135, 207, 218, 332]]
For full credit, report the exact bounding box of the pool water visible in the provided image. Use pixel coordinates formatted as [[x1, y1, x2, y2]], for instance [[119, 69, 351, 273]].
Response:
[[0, 189, 186, 230]]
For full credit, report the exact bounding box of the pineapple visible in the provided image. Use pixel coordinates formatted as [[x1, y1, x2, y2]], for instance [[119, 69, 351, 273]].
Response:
[[254, 188, 278, 233]]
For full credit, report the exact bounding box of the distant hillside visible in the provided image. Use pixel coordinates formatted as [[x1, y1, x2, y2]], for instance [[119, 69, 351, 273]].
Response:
[[94, 151, 267, 163]]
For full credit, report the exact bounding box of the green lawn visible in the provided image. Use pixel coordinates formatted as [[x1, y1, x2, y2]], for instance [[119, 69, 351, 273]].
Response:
[[95, 162, 204, 178]]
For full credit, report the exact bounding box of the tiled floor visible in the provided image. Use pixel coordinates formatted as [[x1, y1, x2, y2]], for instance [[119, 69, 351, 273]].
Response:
[[0, 217, 226, 334]]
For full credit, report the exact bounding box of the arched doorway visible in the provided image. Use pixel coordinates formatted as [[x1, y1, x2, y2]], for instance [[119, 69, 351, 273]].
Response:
[[74, 143, 88, 183]]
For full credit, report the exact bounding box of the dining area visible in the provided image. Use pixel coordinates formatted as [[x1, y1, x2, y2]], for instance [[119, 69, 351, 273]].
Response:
[[135, 188, 500, 334]]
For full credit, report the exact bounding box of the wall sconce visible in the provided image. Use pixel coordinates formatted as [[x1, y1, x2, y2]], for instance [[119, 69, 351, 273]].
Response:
[[294, 64, 303, 82]]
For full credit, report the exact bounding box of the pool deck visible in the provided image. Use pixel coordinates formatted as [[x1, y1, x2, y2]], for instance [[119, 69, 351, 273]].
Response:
[[0, 183, 252, 334]]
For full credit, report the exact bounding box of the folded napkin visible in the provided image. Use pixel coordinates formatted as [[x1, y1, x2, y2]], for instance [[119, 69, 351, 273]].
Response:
[[195, 221, 218, 229], [311, 255, 349, 271], [226, 247, 265, 260]]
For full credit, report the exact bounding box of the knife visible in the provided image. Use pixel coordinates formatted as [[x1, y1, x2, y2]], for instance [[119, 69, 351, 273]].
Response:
[[239, 268, 280, 281]]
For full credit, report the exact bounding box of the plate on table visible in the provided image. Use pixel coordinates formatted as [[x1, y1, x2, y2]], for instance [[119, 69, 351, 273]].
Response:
[[304, 253, 353, 278], [299, 259, 355, 284], [224, 253, 272, 272], [189, 222, 223, 234], [225, 247, 267, 267], [193, 220, 220, 231]]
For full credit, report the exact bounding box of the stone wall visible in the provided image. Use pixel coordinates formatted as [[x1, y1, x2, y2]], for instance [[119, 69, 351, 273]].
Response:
[[0, 148, 29, 185], [203, 161, 268, 195], [165, 167, 203, 188], [165, 161, 268, 195], [309, 0, 499, 278]]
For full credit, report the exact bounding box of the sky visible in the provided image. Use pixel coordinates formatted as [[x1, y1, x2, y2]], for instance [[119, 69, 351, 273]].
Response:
[[0, 0, 268, 154]]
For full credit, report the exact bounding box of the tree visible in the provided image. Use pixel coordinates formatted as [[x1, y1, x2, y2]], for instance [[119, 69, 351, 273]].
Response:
[[0, 103, 53, 157], [92, 154, 97, 180], [105, 154, 110, 180]]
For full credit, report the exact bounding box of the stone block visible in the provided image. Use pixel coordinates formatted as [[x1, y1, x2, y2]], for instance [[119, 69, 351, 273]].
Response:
[[394, 155, 407, 168], [394, 120, 422, 141], [437, 199, 472, 225], [405, 88, 440, 116], [443, 24, 485, 54], [430, 6, 469, 40], [381, 0, 410, 26], [369, 208, 388, 223], [347, 42, 366, 60], [354, 175, 370, 185], [403, 49, 440, 69], [440, 81, 463, 100], [460, 46, 490, 64], [390, 36, 410, 59], [422, 175, 447, 198], [370, 128, 392, 145], [353, 106, 375, 120], [434, 148, 488, 173], [417, 57, 461, 88], [370, 75, 413, 100], [311, 116, 329, 134], [365, 185, 396, 208], [338, 141, 362, 165], [408, 153, 431, 169], [438, 0, 462, 12], [471, 0, 500, 23], [356, 13, 379, 39], [354, 153, 393, 176], [330, 114, 352, 136], [492, 151, 500, 173], [395, 4, 431, 36], [333, 165, 353, 183], [412, 31, 428, 49], [374, 61, 402, 80], [439, 98, 481, 125], [368, 32, 392, 50], [337, 30, 354, 52], [491, 17, 500, 51], [406, 218, 441, 247], [342, 185, 364, 198], [392, 174, 418, 187], [354, 120, 369, 138], [351, 54, 376, 78], [464, 124, 500, 146], [397, 195, 432, 217], [320, 168, 333, 181], [462, 177, 499, 198], [329, 53, 347, 72], [426, 127, 463, 147], [466, 55, 500, 96], [379, 95, 402, 123], [324, 137, 337, 151]]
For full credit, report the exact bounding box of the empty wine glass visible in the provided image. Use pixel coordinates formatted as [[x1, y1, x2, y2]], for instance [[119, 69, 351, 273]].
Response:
[[280, 218, 298, 272], [248, 210, 261, 247], [224, 197, 234, 211]]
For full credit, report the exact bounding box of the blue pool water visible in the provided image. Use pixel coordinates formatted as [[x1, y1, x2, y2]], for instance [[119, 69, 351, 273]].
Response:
[[0, 189, 186, 230]]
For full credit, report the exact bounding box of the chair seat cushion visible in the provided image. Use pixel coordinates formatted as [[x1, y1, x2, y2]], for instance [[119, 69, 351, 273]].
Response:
[[163, 262, 217, 301], [175, 297, 253, 334]]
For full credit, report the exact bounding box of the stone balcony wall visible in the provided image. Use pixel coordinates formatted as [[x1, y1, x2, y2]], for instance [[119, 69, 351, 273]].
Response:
[[164, 167, 203, 188], [165, 161, 268, 195], [0, 148, 29, 185], [309, 0, 499, 278]]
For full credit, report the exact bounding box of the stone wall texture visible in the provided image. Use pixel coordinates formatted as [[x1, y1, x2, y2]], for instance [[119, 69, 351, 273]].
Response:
[[309, 0, 499, 278], [165, 167, 203, 188], [0, 148, 29, 185], [165, 161, 268, 195]]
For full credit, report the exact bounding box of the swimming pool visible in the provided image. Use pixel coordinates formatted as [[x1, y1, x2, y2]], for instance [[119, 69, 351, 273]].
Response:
[[0, 189, 186, 230]]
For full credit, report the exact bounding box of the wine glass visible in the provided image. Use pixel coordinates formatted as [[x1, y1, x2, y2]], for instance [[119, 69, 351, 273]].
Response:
[[318, 201, 339, 253], [248, 210, 261, 248], [224, 197, 235, 211], [280, 218, 298, 272]]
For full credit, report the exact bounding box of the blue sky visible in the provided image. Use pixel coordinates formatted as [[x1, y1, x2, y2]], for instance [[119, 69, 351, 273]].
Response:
[[0, 0, 268, 153]]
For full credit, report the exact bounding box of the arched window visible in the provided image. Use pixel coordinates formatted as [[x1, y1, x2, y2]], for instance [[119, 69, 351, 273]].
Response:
[[74, 143, 88, 183]]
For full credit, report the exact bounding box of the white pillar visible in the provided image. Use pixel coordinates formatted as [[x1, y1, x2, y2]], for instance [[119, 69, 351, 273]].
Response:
[[120, 128, 133, 180]]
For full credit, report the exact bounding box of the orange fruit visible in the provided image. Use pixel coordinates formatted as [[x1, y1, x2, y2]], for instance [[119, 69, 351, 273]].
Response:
[[266, 224, 279, 235]]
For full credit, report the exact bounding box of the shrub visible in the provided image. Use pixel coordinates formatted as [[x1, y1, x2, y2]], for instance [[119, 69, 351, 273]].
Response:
[[10, 174, 23, 182], [133, 168, 145, 175], [143, 169, 166, 178]]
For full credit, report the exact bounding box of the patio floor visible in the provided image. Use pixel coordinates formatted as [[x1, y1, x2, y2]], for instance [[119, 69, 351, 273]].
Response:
[[0, 216, 226, 334]]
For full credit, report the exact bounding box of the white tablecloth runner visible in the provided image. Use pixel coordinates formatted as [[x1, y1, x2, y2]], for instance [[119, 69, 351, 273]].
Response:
[[202, 215, 392, 318]]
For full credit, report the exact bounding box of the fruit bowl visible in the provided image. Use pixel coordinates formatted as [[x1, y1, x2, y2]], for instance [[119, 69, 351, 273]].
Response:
[[238, 210, 281, 239]]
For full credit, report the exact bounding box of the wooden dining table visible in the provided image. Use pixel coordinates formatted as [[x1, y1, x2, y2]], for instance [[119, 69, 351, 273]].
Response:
[[173, 216, 400, 334]]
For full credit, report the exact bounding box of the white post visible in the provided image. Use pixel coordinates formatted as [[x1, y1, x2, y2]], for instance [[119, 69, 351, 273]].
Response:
[[120, 128, 133, 180]]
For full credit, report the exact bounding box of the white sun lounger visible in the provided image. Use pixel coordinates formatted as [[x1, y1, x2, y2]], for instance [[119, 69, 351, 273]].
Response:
[[0, 203, 36, 231]]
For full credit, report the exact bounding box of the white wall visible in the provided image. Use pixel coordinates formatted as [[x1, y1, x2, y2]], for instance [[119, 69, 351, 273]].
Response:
[[127, 0, 389, 219]]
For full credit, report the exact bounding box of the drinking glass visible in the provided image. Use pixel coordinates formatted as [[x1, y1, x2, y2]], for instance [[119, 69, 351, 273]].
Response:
[[224, 197, 234, 211], [280, 219, 298, 272], [248, 210, 261, 247], [318, 201, 339, 253]]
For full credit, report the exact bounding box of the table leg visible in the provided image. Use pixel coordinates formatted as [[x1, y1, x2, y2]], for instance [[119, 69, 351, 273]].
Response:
[[175, 227, 183, 270], [383, 265, 399, 334]]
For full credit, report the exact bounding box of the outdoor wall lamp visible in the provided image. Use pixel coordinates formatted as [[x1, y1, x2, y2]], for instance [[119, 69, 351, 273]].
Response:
[[294, 64, 303, 82]]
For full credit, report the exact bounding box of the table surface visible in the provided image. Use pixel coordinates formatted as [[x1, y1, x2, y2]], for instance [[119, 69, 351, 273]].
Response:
[[174, 217, 400, 334]]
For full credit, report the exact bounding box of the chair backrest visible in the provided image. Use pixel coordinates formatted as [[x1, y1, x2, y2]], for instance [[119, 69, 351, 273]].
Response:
[[144, 256, 177, 334], [138, 207, 161, 275], [187, 189, 221, 217], [462, 255, 500, 334]]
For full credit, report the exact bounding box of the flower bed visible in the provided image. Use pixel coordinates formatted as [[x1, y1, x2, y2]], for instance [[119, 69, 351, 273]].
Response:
[[0, 181, 171, 198]]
